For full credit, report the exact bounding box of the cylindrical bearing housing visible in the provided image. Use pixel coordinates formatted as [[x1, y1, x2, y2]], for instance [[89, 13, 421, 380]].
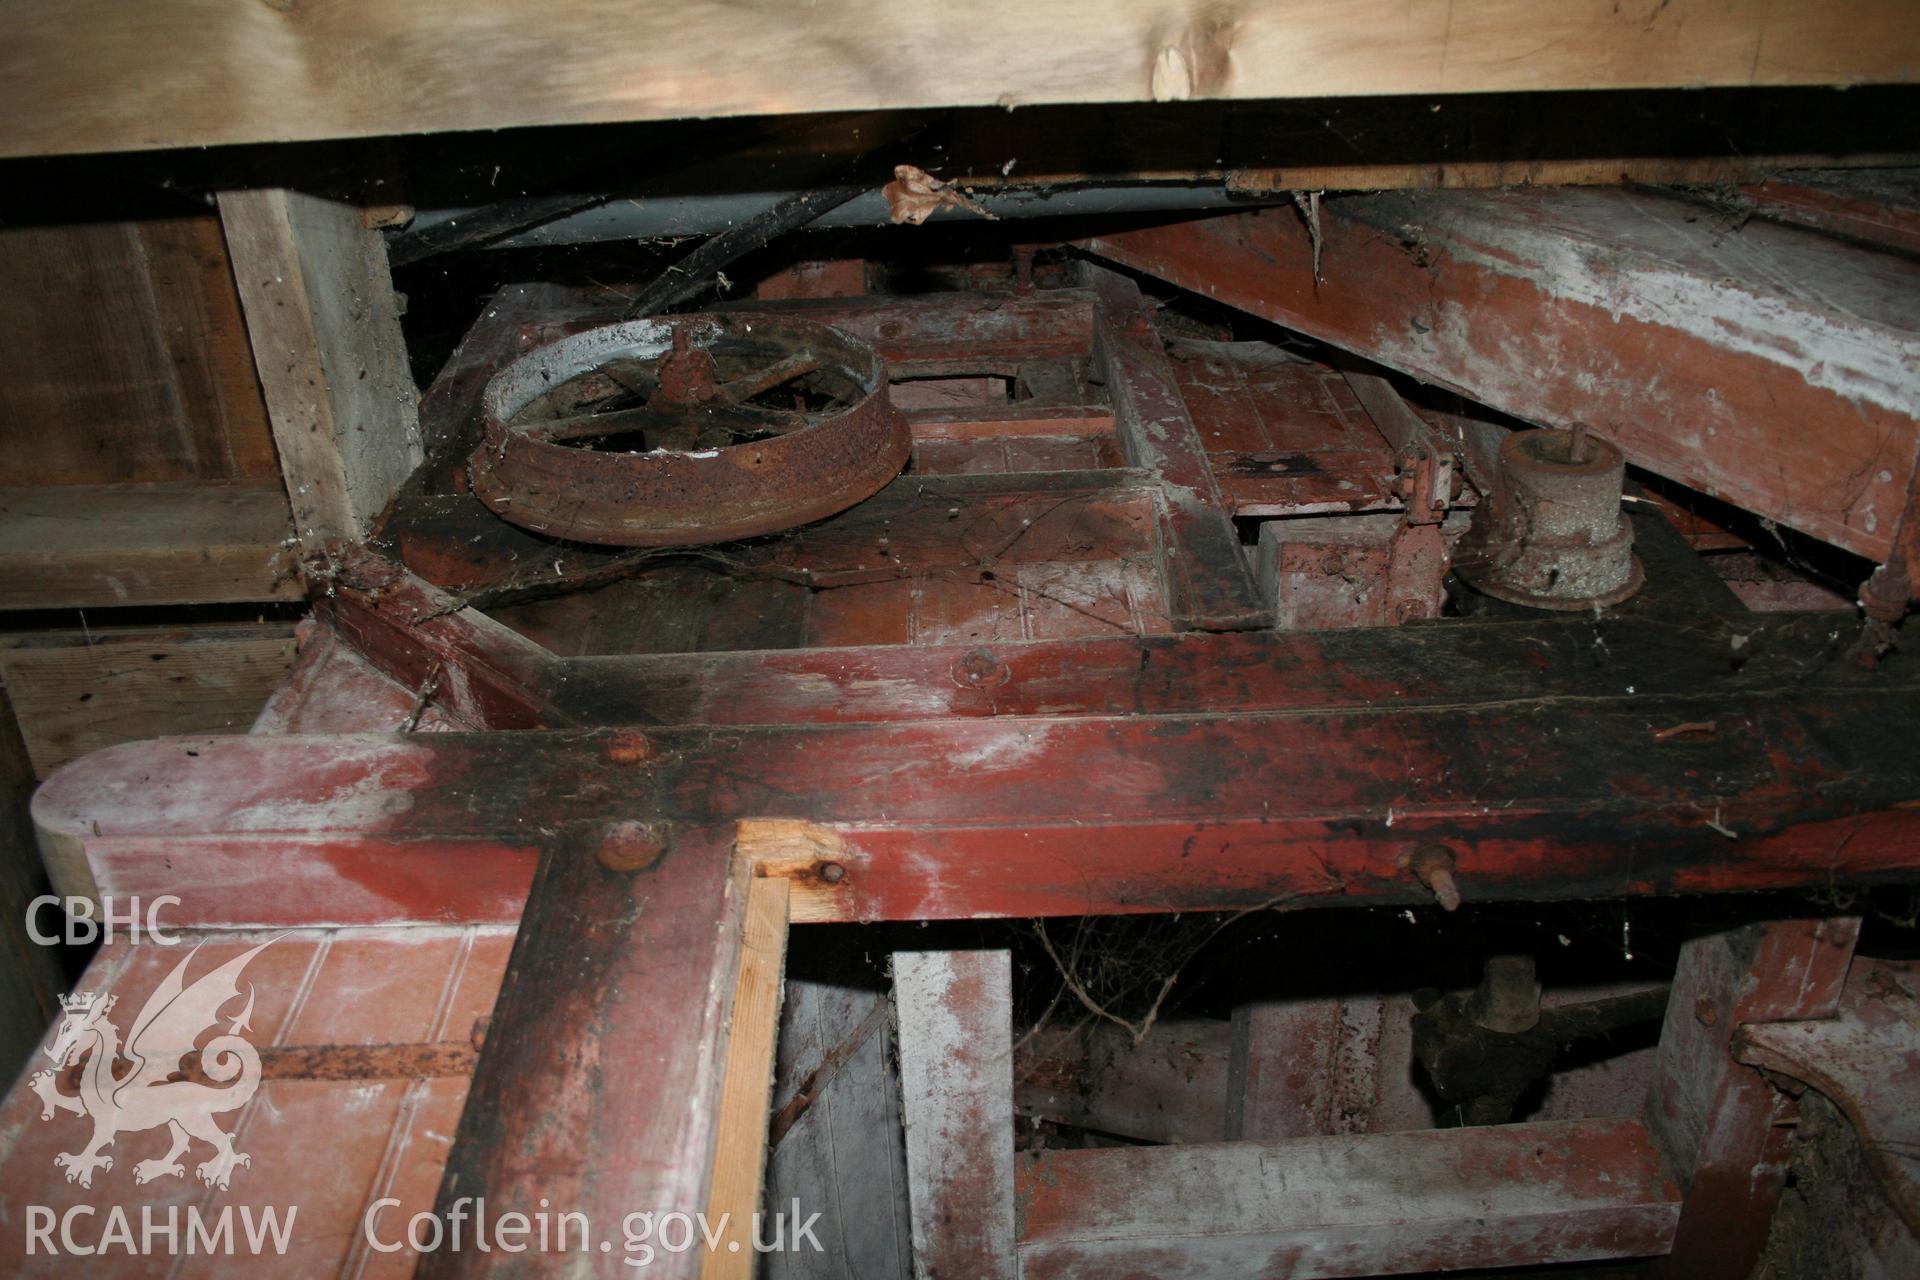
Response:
[[1455, 428, 1642, 610]]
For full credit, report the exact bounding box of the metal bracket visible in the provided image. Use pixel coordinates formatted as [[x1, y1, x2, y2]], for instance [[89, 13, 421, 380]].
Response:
[[1343, 368, 1456, 526]]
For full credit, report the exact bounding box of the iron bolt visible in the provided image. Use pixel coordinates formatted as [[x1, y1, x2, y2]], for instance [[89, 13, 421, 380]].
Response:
[[1410, 844, 1463, 912]]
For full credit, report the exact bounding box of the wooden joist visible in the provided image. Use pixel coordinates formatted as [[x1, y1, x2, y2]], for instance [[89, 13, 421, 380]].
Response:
[[417, 823, 747, 1280], [0, 482, 298, 609], [37, 607, 1920, 914], [2, 1, 1917, 157], [0, 623, 297, 777], [1089, 268, 1266, 631]]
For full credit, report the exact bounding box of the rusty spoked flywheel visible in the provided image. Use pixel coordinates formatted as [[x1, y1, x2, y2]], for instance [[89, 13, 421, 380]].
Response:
[[470, 315, 910, 546]]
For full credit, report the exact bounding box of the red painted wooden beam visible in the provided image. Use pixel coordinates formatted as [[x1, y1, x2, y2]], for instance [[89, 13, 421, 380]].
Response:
[[319, 541, 1881, 734], [1085, 190, 1920, 561], [35, 653, 1920, 925], [1086, 266, 1267, 631], [418, 823, 747, 1280], [1016, 1118, 1680, 1278], [1738, 174, 1920, 258], [316, 546, 564, 730], [1646, 917, 1861, 1280]]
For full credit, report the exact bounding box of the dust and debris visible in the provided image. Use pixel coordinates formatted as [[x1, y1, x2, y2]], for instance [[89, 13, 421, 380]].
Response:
[[883, 165, 998, 226], [1292, 190, 1325, 286]]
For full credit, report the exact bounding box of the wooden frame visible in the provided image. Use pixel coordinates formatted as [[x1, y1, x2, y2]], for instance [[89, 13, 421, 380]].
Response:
[[18, 185, 1918, 1271]]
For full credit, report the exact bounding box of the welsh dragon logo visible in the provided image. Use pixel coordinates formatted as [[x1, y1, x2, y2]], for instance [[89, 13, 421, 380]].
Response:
[[29, 940, 272, 1190]]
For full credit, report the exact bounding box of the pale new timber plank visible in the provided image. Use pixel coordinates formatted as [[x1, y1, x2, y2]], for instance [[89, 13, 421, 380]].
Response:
[[702, 873, 792, 1279], [2, 2, 1916, 158]]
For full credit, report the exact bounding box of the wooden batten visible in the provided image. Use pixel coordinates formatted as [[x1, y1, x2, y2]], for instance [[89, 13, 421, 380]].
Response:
[[220, 188, 424, 547], [701, 872, 791, 1279]]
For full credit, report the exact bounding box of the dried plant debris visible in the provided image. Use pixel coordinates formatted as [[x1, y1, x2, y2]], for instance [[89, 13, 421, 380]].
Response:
[[1292, 189, 1324, 284], [883, 164, 998, 226]]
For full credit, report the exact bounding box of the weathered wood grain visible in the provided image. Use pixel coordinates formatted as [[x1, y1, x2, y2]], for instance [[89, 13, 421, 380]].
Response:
[[220, 188, 423, 545], [0, 215, 276, 488], [0, 623, 297, 777], [1017, 1118, 1682, 1278], [766, 951, 913, 1280], [0, 482, 298, 609], [893, 949, 1016, 1279], [1018, 1018, 1232, 1146]]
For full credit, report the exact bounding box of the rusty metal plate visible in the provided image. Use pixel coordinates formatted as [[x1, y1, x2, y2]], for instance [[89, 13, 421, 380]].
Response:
[[470, 314, 910, 546]]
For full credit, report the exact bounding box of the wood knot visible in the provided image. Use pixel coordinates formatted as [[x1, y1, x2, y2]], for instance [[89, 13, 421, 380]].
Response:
[[1148, 7, 1240, 102], [1151, 46, 1195, 101]]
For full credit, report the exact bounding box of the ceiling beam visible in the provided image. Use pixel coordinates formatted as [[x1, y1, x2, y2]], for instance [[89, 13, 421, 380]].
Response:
[[3, 1, 1917, 158]]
